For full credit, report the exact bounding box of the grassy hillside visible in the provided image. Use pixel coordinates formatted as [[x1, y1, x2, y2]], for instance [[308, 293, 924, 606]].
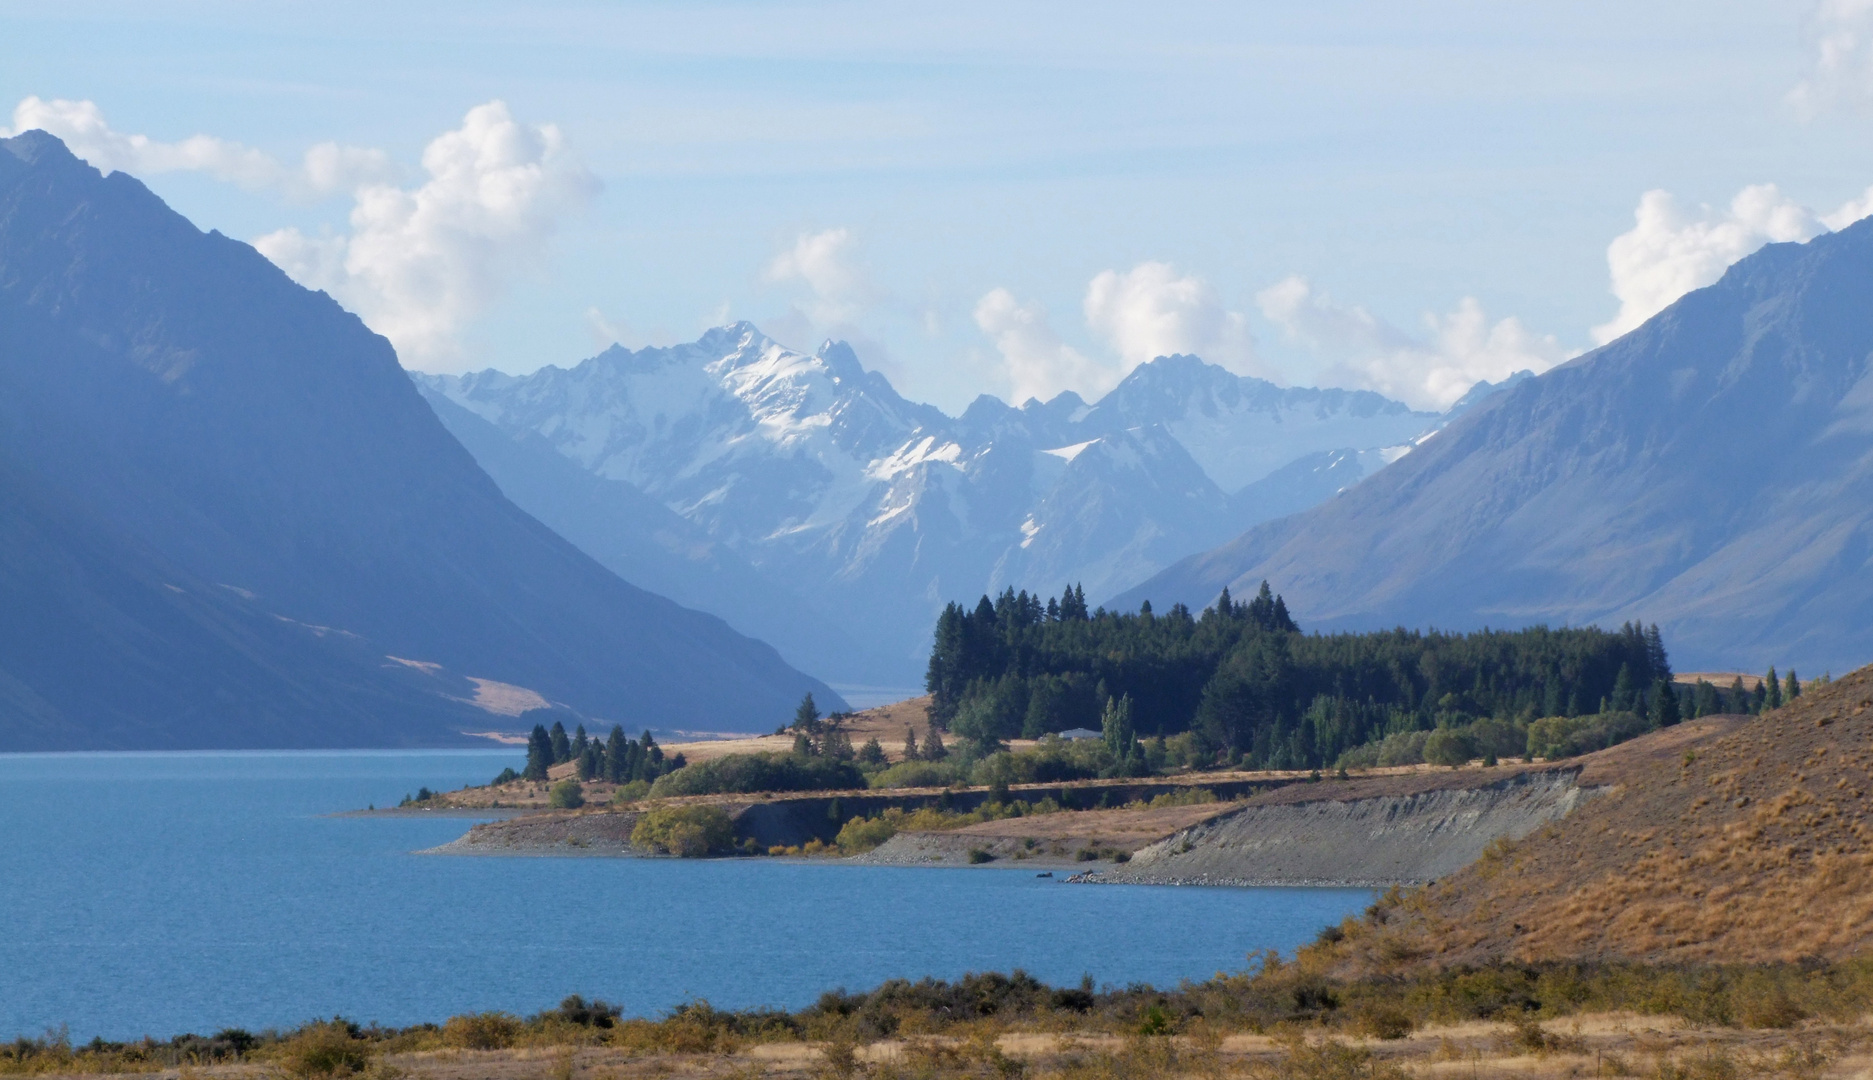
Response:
[[1324, 664, 1873, 970]]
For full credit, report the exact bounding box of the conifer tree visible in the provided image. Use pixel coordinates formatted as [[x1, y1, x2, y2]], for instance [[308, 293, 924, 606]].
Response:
[[1651, 678, 1681, 728], [1610, 663, 1636, 712], [570, 725, 589, 760], [524, 724, 552, 781], [1215, 586, 1233, 618], [1729, 676, 1748, 714], [923, 727, 947, 760], [901, 727, 919, 761], [1765, 667, 1782, 710], [857, 737, 887, 766], [605, 725, 627, 783], [1272, 594, 1297, 633], [1644, 624, 1671, 682], [1102, 694, 1136, 757], [1248, 582, 1277, 629], [1786, 670, 1801, 700], [549, 721, 571, 764], [793, 693, 820, 732]]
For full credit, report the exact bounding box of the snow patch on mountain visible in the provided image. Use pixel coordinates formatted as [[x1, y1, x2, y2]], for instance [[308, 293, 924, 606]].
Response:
[[420, 324, 1473, 683]]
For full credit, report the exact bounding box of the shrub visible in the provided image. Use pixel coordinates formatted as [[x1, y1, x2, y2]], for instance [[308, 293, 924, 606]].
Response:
[[271, 1021, 372, 1077], [441, 1012, 521, 1050], [834, 814, 901, 854], [1423, 729, 1478, 767], [866, 760, 963, 789], [549, 779, 585, 809], [649, 753, 864, 796], [968, 740, 1111, 786], [966, 847, 994, 864], [1525, 711, 1649, 760], [610, 779, 651, 804], [631, 805, 736, 856]]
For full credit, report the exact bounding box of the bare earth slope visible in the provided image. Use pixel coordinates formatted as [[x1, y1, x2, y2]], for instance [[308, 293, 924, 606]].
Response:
[[1353, 672, 1873, 967]]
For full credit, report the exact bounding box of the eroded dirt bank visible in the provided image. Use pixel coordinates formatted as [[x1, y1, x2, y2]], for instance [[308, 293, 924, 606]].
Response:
[[1079, 769, 1591, 886]]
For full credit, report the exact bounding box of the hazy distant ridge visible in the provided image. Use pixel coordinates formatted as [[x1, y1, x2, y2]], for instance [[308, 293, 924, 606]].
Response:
[[1120, 219, 1873, 675], [423, 336, 1462, 682]]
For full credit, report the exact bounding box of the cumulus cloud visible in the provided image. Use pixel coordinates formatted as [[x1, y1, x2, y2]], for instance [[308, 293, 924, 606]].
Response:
[[1789, 0, 1873, 115], [1258, 276, 1567, 410], [1083, 261, 1257, 372], [974, 288, 1120, 403], [763, 227, 872, 326], [2, 95, 391, 197], [1592, 185, 1828, 344], [1590, 183, 1873, 345], [255, 101, 599, 369]]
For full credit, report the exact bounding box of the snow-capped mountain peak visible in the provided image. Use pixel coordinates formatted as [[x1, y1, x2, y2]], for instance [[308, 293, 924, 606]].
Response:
[[418, 327, 1463, 683]]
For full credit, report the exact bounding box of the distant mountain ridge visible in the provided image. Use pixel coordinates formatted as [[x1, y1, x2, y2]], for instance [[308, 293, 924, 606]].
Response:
[[422, 331, 1470, 682], [1120, 219, 1873, 675], [0, 130, 839, 749]]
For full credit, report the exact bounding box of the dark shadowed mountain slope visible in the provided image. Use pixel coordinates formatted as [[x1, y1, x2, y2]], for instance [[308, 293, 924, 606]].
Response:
[[1120, 219, 1873, 675], [0, 131, 837, 748], [417, 388, 901, 686]]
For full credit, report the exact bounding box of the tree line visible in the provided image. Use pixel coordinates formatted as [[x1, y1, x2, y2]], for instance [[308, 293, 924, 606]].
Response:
[[515, 720, 684, 785], [924, 582, 1688, 770]]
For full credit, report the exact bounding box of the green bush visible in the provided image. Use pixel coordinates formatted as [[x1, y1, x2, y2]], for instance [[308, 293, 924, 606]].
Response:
[[610, 779, 651, 804], [631, 805, 736, 857], [1525, 711, 1649, 760], [1423, 729, 1478, 767], [441, 1012, 521, 1050], [1466, 716, 1528, 760], [1330, 729, 1429, 769], [866, 759, 963, 789], [271, 1021, 372, 1077], [834, 813, 902, 853], [649, 753, 864, 796], [549, 779, 585, 809]]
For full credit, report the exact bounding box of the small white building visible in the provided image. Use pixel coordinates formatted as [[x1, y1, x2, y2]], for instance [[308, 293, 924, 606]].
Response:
[[1055, 727, 1102, 741]]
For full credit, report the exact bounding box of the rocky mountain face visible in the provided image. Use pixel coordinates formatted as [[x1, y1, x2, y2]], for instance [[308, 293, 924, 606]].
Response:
[[0, 131, 839, 749], [1121, 219, 1873, 675], [422, 334, 1448, 684]]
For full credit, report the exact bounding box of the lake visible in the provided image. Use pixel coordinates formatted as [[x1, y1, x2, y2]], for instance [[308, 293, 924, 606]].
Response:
[[0, 750, 1372, 1041]]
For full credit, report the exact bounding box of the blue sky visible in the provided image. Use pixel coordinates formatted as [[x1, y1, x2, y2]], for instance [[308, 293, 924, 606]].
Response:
[[4, 1, 1872, 411]]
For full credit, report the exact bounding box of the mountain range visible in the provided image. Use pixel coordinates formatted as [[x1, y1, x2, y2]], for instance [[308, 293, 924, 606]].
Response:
[[1122, 216, 1873, 676], [0, 130, 839, 750], [419, 334, 1483, 684]]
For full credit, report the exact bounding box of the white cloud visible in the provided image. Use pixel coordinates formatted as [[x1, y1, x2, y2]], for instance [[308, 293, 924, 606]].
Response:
[[3, 95, 391, 197], [255, 101, 599, 369], [1258, 276, 1567, 410], [1588, 183, 1873, 344], [763, 227, 872, 326], [1082, 261, 1257, 372], [1790, 0, 1873, 115], [974, 288, 1120, 403]]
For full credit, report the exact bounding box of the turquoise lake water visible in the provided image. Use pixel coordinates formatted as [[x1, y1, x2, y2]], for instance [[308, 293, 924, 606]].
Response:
[[0, 750, 1371, 1041]]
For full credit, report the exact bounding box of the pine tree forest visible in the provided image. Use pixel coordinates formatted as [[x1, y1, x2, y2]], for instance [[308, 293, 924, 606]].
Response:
[[924, 582, 1708, 770]]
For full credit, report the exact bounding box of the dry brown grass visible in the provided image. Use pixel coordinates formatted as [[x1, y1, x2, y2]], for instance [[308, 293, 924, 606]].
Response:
[[13, 1016, 1870, 1079], [1316, 666, 1873, 970]]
